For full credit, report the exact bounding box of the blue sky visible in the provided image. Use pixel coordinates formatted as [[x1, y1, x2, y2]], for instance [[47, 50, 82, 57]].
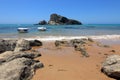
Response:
[[0, 0, 120, 24]]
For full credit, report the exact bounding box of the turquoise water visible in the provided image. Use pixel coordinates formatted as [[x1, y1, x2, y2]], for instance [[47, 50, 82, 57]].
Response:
[[0, 24, 120, 40]]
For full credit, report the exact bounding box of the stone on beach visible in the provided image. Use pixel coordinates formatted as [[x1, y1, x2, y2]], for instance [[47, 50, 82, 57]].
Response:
[[70, 38, 87, 46], [0, 39, 17, 53], [101, 55, 120, 79], [55, 40, 70, 47], [14, 39, 31, 52], [74, 44, 89, 57], [0, 38, 44, 80], [88, 38, 94, 42], [0, 39, 43, 53], [55, 38, 92, 57], [0, 51, 43, 80], [29, 39, 42, 46]]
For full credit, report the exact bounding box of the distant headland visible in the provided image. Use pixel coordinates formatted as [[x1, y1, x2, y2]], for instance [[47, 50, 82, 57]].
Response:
[[37, 13, 82, 25]]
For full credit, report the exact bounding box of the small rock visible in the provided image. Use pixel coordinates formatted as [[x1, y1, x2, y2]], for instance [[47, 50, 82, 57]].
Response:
[[55, 40, 70, 47], [88, 38, 94, 42], [103, 45, 110, 48], [98, 52, 102, 54], [101, 55, 120, 79], [110, 50, 116, 53], [104, 53, 108, 55], [29, 40, 42, 46]]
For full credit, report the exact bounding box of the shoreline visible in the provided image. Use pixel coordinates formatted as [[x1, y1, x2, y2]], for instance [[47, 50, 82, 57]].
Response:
[[31, 39, 120, 80], [1, 35, 120, 45]]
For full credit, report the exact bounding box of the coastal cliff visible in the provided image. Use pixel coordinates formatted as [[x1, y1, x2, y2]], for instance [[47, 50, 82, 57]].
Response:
[[38, 13, 82, 25]]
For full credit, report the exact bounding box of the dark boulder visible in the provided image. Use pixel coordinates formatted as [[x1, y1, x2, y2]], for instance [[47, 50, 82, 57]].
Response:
[[48, 13, 82, 25], [29, 40, 42, 46]]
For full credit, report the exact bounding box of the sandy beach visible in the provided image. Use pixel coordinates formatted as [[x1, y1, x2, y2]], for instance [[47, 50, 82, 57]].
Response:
[[31, 40, 120, 80]]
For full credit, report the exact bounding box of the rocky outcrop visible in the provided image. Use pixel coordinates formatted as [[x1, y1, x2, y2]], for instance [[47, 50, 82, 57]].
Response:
[[0, 38, 44, 80], [54, 38, 94, 57], [70, 39, 88, 46], [55, 40, 70, 47], [101, 55, 120, 79], [0, 39, 17, 53], [0, 39, 43, 53], [48, 14, 82, 25], [71, 39, 90, 57], [38, 20, 47, 25], [37, 13, 82, 25], [0, 51, 43, 80], [14, 39, 31, 52]]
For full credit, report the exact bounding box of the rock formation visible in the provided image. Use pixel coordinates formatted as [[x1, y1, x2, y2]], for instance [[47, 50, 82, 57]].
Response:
[[48, 14, 82, 25], [37, 13, 82, 25], [55, 40, 70, 47], [29, 40, 42, 46], [54, 38, 94, 57], [38, 20, 47, 25], [0, 39, 17, 53], [70, 39, 90, 57], [14, 39, 31, 52], [0, 51, 43, 80], [0, 38, 44, 80], [0, 39, 43, 53], [101, 55, 120, 79]]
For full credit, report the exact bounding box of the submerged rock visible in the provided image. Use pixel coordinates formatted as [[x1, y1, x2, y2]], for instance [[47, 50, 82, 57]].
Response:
[[101, 55, 120, 79]]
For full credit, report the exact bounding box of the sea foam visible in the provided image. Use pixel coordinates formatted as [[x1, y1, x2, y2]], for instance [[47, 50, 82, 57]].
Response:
[[24, 34, 120, 41]]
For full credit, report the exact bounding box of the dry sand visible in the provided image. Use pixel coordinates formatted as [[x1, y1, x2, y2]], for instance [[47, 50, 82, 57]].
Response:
[[31, 40, 120, 80]]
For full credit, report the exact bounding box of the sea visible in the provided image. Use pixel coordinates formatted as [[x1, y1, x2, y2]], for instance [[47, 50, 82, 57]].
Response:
[[0, 24, 120, 42]]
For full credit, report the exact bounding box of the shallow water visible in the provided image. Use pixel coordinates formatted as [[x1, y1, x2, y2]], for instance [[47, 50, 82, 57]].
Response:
[[0, 24, 120, 41]]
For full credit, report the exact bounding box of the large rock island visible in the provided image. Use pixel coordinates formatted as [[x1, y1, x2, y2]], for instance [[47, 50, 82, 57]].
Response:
[[38, 13, 82, 25]]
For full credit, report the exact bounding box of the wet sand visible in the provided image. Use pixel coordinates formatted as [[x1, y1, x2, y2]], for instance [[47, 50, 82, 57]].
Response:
[[31, 40, 120, 80]]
